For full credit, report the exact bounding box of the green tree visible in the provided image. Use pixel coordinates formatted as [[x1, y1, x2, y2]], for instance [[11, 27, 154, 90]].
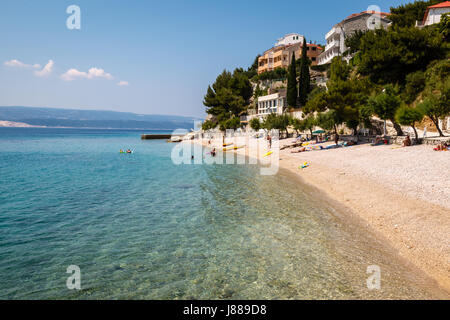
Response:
[[345, 118, 360, 136], [355, 26, 445, 85], [302, 114, 317, 137], [287, 53, 298, 107], [203, 69, 252, 123], [253, 83, 267, 99], [219, 117, 242, 131], [263, 113, 291, 137], [439, 12, 450, 41], [243, 55, 260, 79], [316, 111, 339, 142], [298, 38, 311, 106], [418, 95, 450, 137], [368, 85, 404, 136], [395, 106, 424, 141], [403, 71, 426, 104], [344, 30, 366, 55], [290, 118, 302, 135], [304, 58, 368, 143], [419, 59, 450, 136], [249, 117, 262, 131], [255, 67, 288, 81]]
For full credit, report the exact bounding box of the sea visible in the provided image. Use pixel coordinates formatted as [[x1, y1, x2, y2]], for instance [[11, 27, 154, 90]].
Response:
[[0, 127, 446, 299]]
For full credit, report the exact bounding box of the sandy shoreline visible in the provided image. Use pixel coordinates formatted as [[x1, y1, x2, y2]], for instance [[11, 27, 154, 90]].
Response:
[[192, 136, 450, 294]]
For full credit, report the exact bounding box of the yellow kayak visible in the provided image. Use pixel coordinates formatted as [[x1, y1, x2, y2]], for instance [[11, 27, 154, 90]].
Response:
[[263, 151, 273, 157], [223, 146, 244, 151]]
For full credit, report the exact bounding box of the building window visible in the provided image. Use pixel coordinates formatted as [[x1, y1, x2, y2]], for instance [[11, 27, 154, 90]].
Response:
[[312, 57, 316, 61], [312, 47, 316, 51]]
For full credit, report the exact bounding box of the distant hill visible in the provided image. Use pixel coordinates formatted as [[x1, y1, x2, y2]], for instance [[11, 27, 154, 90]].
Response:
[[0, 106, 200, 130]]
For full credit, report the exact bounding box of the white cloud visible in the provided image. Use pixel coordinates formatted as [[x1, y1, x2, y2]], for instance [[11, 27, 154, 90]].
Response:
[[61, 67, 114, 81], [117, 81, 129, 86], [34, 60, 54, 77], [4, 59, 41, 69]]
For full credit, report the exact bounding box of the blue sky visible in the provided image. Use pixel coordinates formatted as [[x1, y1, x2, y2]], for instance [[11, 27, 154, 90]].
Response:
[[0, 0, 411, 117]]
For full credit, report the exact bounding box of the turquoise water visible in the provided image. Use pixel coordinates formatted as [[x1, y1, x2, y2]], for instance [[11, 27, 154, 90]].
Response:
[[0, 128, 446, 299]]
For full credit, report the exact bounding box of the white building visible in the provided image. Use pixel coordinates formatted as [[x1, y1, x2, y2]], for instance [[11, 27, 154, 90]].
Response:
[[257, 93, 287, 118], [421, 1, 450, 26], [275, 33, 304, 47], [319, 26, 346, 66], [318, 11, 391, 65]]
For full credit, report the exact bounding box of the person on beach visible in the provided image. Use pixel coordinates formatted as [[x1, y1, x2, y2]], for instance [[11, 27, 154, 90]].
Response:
[[402, 136, 411, 147], [211, 148, 216, 157], [267, 134, 272, 149]]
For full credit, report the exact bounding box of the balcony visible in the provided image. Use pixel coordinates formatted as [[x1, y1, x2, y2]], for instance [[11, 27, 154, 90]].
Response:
[[325, 27, 336, 40], [325, 26, 341, 40], [325, 40, 340, 52]]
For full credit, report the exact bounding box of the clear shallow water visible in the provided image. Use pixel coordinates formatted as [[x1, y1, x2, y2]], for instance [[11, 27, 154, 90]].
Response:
[[0, 128, 446, 299]]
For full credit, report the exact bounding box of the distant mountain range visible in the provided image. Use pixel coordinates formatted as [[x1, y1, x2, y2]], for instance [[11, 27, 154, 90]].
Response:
[[0, 106, 200, 130]]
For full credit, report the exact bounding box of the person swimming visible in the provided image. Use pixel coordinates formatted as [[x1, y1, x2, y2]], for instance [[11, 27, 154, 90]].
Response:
[[126, 149, 132, 154]]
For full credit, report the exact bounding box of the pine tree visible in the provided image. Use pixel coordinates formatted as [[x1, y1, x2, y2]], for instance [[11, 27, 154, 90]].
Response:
[[287, 52, 298, 108], [298, 38, 310, 106]]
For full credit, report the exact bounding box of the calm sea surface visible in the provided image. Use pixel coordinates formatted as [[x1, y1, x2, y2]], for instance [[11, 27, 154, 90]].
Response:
[[0, 128, 446, 299]]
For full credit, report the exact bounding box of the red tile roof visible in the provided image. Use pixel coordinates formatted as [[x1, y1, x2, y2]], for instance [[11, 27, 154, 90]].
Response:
[[428, 1, 450, 8]]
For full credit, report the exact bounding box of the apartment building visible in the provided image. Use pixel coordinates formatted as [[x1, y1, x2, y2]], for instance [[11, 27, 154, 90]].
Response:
[[258, 36, 323, 74], [318, 11, 391, 65], [257, 91, 287, 118]]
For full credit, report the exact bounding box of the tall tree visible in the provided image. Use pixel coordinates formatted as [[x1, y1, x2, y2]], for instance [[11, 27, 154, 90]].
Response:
[[286, 52, 298, 108], [203, 69, 252, 120], [298, 38, 311, 106], [418, 96, 449, 137], [418, 59, 450, 136], [303, 58, 366, 144]]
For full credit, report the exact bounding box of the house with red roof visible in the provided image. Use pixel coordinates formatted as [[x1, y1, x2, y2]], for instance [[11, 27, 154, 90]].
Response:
[[419, 1, 450, 27]]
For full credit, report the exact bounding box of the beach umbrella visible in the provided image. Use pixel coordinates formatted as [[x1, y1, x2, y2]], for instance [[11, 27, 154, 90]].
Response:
[[312, 129, 325, 134]]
